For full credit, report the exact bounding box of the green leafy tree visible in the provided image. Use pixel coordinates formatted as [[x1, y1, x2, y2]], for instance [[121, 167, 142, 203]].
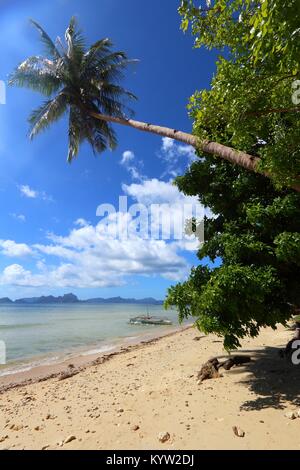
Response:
[[165, 158, 300, 349], [8, 17, 299, 191], [179, 0, 300, 189], [165, 0, 300, 349]]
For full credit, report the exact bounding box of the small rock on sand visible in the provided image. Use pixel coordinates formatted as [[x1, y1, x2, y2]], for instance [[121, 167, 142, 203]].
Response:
[[64, 435, 76, 444], [158, 432, 170, 443], [232, 426, 245, 437], [131, 425, 140, 431], [284, 411, 297, 420], [10, 424, 23, 432], [58, 369, 79, 381]]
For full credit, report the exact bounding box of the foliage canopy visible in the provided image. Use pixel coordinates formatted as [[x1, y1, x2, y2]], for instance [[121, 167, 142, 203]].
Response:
[[165, 0, 300, 349], [179, 0, 300, 188]]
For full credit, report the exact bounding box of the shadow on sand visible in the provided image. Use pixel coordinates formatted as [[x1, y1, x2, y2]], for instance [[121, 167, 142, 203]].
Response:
[[227, 339, 300, 411]]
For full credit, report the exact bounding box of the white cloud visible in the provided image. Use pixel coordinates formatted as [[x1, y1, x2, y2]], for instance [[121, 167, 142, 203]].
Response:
[[1, 264, 35, 286], [74, 218, 89, 227], [123, 178, 198, 206], [0, 176, 210, 289], [10, 213, 26, 222], [19, 184, 53, 202], [19, 185, 38, 199], [0, 184, 198, 288], [127, 166, 142, 180], [0, 264, 53, 288], [120, 149, 143, 181], [162, 137, 174, 152], [0, 240, 33, 257], [123, 178, 206, 247], [1, 231, 188, 288], [41, 192, 54, 202], [121, 150, 135, 164], [159, 138, 197, 178], [120, 140, 197, 183]]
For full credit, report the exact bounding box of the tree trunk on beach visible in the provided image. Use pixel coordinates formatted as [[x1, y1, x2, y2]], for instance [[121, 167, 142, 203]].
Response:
[[88, 110, 300, 192]]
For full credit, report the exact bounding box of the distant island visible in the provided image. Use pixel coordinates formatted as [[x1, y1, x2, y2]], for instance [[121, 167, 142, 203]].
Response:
[[0, 293, 163, 305]]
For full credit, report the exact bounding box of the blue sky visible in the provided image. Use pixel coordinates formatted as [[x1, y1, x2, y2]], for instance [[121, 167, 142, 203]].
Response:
[[0, 0, 217, 300]]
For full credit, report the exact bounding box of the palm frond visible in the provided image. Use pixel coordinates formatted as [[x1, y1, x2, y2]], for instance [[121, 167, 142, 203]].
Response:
[[85, 50, 127, 71], [67, 105, 117, 162], [100, 83, 137, 102], [92, 116, 117, 151], [85, 53, 135, 79], [9, 56, 60, 96], [29, 92, 68, 139], [97, 95, 134, 118], [30, 19, 61, 59], [68, 105, 81, 162], [99, 58, 138, 83], [82, 38, 113, 66], [84, 81, 136, 117], [65, 16, 85, 64]]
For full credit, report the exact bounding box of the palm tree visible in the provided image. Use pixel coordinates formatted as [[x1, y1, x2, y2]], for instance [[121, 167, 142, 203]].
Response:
[[9, 18, 299, 191]]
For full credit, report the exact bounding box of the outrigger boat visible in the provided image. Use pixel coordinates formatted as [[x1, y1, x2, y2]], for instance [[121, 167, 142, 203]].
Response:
[[129, 305, 172, 326], [129, 315, 172, 326]]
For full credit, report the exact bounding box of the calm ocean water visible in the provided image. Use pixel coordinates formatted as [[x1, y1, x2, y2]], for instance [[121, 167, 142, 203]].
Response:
[[0, 303, 182, 373]]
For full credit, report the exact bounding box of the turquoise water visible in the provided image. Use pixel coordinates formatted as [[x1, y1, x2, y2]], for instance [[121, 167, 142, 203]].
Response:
[[0, 303, 181, 371]]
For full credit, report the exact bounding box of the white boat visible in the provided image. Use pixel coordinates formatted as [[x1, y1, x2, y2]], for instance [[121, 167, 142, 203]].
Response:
[[129, 315, 172, 326]]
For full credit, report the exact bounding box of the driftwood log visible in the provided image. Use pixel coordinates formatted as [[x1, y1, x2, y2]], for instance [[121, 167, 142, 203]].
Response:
[[197, 358, 221, 383], [221, 355, 252, 370], [197, 355, 251, 383]]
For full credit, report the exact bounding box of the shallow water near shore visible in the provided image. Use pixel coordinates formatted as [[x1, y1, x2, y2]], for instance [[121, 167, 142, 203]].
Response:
[[0, 303, 182, 375]]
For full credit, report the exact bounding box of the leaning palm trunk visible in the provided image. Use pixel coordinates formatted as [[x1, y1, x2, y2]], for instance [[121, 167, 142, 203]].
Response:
[[9, 18, 300, 193], [89, 110, 300, 191], [88, 110, 261, 172]]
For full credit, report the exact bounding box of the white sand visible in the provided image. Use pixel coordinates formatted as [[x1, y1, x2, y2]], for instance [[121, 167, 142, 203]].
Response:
[[0, 325, 299, 450]]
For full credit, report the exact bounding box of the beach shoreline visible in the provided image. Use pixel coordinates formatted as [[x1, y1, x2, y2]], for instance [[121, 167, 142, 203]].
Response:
[[1, 324, 300, 450], [0, 324, 191, 393]]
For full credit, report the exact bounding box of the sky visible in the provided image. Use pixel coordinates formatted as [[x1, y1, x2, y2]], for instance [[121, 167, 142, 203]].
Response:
[[0, 0, 218, 300]]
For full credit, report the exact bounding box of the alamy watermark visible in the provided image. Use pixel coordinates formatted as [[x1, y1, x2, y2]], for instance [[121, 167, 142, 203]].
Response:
[[96, 196, 205, 245], [291, 340, 300, 365], [0, 80, 6, 105], [0, 341, 6, 365]]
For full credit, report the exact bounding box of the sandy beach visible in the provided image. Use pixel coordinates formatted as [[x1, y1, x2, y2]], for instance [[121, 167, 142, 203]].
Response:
[[0, 324, 300, 450]]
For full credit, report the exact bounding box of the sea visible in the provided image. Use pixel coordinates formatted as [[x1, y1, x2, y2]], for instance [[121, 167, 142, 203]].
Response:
[[0, 303, 185, 376]]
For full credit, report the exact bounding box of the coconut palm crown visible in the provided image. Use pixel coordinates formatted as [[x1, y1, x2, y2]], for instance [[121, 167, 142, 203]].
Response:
[[9, 17, 137, 162]]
